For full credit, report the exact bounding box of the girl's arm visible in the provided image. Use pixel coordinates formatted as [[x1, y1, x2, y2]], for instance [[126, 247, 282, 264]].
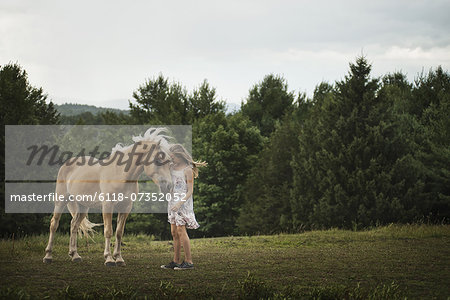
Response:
[[182, 168, 194, 202], [171, 168, 194, 211]]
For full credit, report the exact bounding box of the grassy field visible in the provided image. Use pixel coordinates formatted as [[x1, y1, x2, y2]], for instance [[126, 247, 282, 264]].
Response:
[[0, 224, 449, 299]]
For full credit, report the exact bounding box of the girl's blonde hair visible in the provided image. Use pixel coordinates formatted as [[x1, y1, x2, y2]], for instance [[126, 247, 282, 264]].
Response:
[[169, 144, 207, 178]]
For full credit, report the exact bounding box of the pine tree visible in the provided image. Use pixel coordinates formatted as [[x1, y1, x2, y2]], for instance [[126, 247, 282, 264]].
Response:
[[291, 57, 426, 229], [129, 75, 189, 124], [192, 112, 264, 236], [129, 75, 225, 125], [0, 63, 59, 125], [0, 63, 60, 237], [189, 80, 226, 120], [241, 74, 295, 136], [237, 94, 311, 234], [412, 67, 450, 220]]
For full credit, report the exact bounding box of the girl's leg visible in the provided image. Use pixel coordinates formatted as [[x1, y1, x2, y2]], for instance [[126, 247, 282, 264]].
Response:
[[171, 224, 181, 263], [177, 225, 193, 264]]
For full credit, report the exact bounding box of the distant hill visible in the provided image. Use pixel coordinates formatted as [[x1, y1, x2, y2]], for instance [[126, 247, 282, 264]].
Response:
[[55, 103, 129, 116], [55, 102, 239, 117]]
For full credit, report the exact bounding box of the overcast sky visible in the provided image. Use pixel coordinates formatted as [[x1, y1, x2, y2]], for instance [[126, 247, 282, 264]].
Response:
[[1, 0, 449, 110]]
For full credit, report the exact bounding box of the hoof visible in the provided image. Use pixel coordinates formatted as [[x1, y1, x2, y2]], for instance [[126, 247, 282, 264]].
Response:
[[116, 261, 126, 267], [43, 257, 52, 264], [105, 261, 116, 267], [72, 257, 82, 263]]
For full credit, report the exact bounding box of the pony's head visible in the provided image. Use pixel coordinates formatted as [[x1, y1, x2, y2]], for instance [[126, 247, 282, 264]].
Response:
[[112, 128, 174, 194], [133, 128, 173, 194], [140, 140, 172, 194]]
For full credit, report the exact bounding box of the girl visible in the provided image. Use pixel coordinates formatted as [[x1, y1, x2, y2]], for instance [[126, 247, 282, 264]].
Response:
[[161, 144, 206, 270]]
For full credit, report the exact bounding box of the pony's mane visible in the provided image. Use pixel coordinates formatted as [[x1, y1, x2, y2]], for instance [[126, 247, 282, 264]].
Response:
[[111, 127, 173, 153]]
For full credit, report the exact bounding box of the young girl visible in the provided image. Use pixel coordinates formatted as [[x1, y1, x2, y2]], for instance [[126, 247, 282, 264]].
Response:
[[161, 144, 206, 270]]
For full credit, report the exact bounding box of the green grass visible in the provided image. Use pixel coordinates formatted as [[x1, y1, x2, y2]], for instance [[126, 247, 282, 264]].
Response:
[[0, 224, 449, 299]]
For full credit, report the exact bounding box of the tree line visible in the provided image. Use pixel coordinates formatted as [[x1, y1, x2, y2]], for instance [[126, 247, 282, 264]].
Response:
[[0, 58, 448, 238]]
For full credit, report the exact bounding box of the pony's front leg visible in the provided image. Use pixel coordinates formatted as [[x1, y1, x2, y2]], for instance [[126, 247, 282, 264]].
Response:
[[103, 211, 115, 266], [43, 203, 65, 263], [113, 212, 130, 266]]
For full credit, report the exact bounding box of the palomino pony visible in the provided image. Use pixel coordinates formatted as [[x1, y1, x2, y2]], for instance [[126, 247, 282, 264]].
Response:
[[43, 128, 173, 266]]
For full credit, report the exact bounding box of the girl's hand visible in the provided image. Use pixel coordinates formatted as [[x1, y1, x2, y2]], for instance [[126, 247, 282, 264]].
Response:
[[171, 202, 183, 212]]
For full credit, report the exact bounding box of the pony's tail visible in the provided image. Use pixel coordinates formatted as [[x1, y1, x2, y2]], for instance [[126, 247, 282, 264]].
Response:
[[67, 203, 102, 240], [79, 217, 102, 240]]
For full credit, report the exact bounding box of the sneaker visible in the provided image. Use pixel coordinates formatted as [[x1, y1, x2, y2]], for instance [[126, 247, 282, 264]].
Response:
[[160, 261, 180, 269], [174, 261, 194, 270]]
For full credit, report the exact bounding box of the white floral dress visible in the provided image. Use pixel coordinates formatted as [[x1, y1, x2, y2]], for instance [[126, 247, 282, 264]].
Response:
[[167, 166, 200, 229]]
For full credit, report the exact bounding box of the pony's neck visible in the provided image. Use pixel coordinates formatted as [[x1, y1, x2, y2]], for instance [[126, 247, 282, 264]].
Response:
[[111, 142, 156, 181]]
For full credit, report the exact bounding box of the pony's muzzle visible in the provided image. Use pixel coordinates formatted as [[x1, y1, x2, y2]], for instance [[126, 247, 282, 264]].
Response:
[[160, 180, 173, 194]]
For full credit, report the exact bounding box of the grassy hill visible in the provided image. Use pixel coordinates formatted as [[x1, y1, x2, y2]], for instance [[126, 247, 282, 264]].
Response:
[[55, 103, 129, 116], [55, 102, 239, 118], [0, 224, 449, 299]]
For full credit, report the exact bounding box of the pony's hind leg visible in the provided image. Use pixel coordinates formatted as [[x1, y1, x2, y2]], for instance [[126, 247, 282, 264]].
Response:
[[43, 202, 65, 263], [68, 204, 88, 262]]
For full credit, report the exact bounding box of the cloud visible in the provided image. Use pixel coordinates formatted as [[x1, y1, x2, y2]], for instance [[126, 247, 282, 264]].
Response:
[[1, 0, 449, 109], [382, 46, 450, 62]]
